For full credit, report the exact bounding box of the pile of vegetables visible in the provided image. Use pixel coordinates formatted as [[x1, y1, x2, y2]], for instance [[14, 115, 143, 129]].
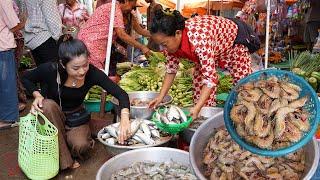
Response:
[[116, 62, 137, 76], [85, 86, 112, 101], [290, 51, 320, 90], [118, 52, 233, 107]]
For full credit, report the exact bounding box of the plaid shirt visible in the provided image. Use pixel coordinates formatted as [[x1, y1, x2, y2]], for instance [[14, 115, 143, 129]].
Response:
[[24, 0, 62, 50]]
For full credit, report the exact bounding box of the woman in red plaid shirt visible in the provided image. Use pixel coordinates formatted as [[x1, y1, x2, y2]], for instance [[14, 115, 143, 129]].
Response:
[[149, 10, 253, 119]]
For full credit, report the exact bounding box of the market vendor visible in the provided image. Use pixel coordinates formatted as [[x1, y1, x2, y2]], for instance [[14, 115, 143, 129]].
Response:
[[78, 0, 151, 76], [149, 10, 256, 119], [22, 36, 131, 170], [58, 0, 89, 37]]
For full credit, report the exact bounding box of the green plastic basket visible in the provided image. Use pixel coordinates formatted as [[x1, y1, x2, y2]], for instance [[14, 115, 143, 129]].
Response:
[[152, 108, 193, 134], [18, 112, 59, 180], [84, 100, 113, 112]]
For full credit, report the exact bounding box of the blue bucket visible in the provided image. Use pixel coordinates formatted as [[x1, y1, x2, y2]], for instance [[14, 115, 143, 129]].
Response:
[[224, 69, 320, 157]]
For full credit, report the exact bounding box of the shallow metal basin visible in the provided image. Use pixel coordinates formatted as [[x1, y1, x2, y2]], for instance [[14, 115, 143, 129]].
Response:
[[111, 91, 172, 120], [96, 147, 192, 180]]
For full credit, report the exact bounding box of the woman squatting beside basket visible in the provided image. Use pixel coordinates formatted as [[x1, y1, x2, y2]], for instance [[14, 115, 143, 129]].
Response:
[[22, 36, 131, 170]]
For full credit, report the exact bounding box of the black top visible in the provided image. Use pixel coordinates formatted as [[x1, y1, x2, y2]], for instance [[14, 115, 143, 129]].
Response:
[[22, 62, 130, 111]]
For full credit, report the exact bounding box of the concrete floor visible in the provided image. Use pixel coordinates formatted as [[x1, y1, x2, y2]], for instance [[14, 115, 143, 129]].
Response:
[[0, 104, 114, 180]]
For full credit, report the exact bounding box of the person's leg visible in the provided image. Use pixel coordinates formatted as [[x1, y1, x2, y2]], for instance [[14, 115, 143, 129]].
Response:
[[0, 50, 19, 128], [30, 37, 59, 66], [41, 99, 74, 170], [30, 37, 59, 96], [66, 123, 94, 160]]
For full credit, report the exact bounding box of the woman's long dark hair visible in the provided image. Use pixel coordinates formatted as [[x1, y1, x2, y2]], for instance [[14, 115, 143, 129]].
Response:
[[150, 9, 186, 36], [57, 35, 90, 84]]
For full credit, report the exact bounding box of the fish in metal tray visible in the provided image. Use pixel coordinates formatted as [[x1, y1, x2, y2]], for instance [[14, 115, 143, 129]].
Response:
[[100, 119, 164, 146]]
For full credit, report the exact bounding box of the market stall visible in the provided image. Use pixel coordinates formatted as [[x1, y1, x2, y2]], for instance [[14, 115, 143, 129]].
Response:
[[15, 0, 320, 179]]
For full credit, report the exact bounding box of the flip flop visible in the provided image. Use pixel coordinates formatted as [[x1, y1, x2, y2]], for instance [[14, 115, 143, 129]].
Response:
[[0, 121, 19, 130]]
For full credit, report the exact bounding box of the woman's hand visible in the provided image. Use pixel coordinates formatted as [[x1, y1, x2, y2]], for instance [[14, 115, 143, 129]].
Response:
[[118, 109, 131, 144], [190, 106, 201, 120], [141, 46, 152, 58], [148, 96, 163, 109], [30, 93, 44, 115]]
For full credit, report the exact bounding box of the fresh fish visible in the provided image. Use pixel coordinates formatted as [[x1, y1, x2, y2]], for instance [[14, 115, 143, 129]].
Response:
[[175, 106, 187, 122], [140, 122, 151, 138], [130, 119, 142, 135], [151, 129, 160, 138], [132, 135, 144, 144], [101, 133, 111, 139], [167, 105, 181, 121], [105, 126, 118, 138], [104, 138, 116, 145], [135, 132, 155, 145]]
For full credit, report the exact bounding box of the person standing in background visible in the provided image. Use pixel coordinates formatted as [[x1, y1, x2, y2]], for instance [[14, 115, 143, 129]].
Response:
[[12, 0, 27, 112], [304, 0, 320, 50], [79, 0, 94, 15], [24, 0, 62, 96], [0, 0, 23, 129], [24, 0, 62, 66], [59, 0, 89, 37], [145, 0, 162, 51]]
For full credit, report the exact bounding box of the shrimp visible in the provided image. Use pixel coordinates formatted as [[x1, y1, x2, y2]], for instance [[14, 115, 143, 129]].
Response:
[[266, 173, 283, 180], [218, 152, 235, 165], [239, 82, 254, 91], [285, 149, 303, 162], [284, 121, 302, 143], [236, 123, 246, 137], [268, 98, 288, 117], [254, 113, 272, 137], [252, 130, 274, 149], [275, 107, 296, 138], [230, 104, 246, 124], [245, 157, 265, 171], [281, 81, 302, 92], [255, 94, 273, 114], [288, 96, 308, 109], [287, 162, 305, 172], [241, 101, 256, 135], [259, 77, 281, 98], [238, 89, 263, 102], [267, 167, 279, 174], [288, 112, 310, 132], [280, 83, 299, 101]]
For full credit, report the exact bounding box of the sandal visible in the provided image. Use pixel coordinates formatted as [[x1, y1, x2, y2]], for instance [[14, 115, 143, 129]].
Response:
[[0, 121, 18, 130], [71, 160, 80, 169]]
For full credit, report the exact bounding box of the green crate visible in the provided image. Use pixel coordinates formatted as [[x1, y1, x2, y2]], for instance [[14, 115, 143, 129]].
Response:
[[84, 100, 113, 113]]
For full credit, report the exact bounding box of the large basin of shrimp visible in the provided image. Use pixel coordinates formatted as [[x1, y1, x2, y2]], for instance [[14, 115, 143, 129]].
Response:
[[189, 111, 319, 180]]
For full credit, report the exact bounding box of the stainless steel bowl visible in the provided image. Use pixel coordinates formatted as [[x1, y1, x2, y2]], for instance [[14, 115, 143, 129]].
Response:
[[96, 147, 192, 180], [97, 129, 173, 156], [111, 91, 172, 120], [189, 111, 320, 180], [180, 107, 223, 144]]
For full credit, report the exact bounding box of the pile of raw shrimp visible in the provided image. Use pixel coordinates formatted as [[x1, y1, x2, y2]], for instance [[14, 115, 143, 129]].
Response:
[[203, 128, 306, 180], [230, 76, 310, 150]]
